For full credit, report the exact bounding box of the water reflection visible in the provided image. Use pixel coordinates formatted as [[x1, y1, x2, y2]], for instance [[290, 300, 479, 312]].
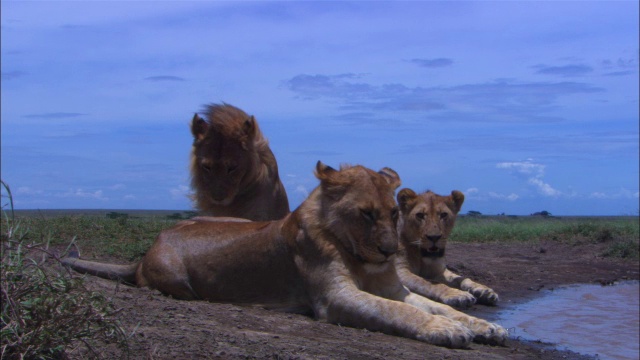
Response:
[[497, 281, 639, 360]]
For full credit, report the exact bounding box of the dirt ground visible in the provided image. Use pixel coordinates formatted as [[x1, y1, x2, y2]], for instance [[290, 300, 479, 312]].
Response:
[[69, 240, 638, 360]]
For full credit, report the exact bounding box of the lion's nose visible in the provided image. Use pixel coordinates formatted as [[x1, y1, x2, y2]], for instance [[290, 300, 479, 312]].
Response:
[[426, 235, 442, 242], [377, 243, 397, 258]]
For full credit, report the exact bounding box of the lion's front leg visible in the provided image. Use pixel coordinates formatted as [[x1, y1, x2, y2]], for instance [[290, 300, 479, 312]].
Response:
[[398, 268, 476, 308], [442, 268, 499, 306], [402, 292, 508, 346], [322, 288, 474, 348]]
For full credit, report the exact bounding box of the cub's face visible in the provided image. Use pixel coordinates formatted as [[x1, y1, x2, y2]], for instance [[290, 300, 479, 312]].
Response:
[[315, 162, 401, 264], [191, 114, 255, 205], [396, 189, 464, 258]]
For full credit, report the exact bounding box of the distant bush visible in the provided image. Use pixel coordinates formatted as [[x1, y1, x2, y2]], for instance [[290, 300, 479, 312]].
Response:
[[531, 210, 552, 217], [466, 210, 482, 217], [167, 212, 184, 220], [167, 211, 200, 220], [106, 212, 129, 220], [183, 211, 199, 219]]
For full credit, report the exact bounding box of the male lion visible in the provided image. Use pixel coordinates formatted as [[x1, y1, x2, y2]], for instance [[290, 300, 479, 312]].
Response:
[[395, 189, 500, 308], [190, 103, 289, 221], [63, 162, 506, 348]]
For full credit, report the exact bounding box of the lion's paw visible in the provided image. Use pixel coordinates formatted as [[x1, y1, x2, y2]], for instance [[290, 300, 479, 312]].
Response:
[[418, 317, 473, 349], [470, 287, 499, 306], [442, 290, 477, 309], [471, 321, 508, 346]]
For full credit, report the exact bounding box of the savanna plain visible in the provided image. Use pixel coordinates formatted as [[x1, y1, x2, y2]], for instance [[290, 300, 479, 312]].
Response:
[[2, 204, 638, 359]]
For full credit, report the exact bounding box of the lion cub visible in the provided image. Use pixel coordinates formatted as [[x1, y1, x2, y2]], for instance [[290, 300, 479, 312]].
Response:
[[64, 162, 506, 348], [190, 103, 289, 221], [395, 189, 500, 307]]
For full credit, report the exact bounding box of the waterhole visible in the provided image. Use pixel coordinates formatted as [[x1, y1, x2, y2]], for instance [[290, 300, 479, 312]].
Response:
[[497, 281, 639, 360]]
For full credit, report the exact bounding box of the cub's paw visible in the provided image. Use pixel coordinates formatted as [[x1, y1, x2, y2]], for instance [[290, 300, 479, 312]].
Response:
[[418, 316, 473, 349], [442, 290, 477, 309], [470, 287, 499, 306], [471, 321, 508, 346]]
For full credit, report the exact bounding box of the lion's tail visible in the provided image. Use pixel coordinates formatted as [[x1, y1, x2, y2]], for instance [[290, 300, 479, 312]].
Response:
[[62, 251, 138, 285]]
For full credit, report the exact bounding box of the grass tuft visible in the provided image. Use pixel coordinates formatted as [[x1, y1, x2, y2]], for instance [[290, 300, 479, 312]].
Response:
[[1, 181, 130, 359]]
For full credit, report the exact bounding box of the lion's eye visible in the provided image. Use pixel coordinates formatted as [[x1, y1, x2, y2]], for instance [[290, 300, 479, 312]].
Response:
[[227, 164, 238, 174], [440, 212, 448, 220], [201, 164, 212, 173], [416, 212, 425, 220], [361, 209, 376, 223]]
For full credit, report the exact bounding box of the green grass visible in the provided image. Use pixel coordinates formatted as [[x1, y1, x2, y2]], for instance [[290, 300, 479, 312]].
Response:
[[452, 216, 639, 259], [10, 214, 180, 261], [9, 211, 639, 262]]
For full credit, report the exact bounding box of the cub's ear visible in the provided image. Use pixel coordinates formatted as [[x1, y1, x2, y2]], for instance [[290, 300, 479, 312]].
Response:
[[397, 188, 418, 212], [314, 161, 338, 181], [378, 167, 401, 190], [450, 190, 465, 213], [191, 113, 208, 141], [315, 161, 346, 198]]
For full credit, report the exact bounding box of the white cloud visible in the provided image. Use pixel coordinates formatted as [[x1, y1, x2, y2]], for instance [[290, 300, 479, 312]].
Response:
[[528, 178, 562, 197], [109, 183, 126, 190], [57, 189, 108, 201], [496, 158, 545, 177], [488, 192, 519, 201], [16, 186, 43, 195], [589, 188, 640, 199], [465, 187, 479, 194], [497, 159, 562, 197]]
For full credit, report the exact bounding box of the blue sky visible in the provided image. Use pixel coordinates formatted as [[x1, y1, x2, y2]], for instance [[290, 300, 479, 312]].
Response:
[[1, 1, 638, 216]]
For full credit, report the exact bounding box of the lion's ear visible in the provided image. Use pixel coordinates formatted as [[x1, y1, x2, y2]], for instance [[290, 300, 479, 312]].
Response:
[[450, 190, 465, 213], [397, 188, 418, 212], [378, 167, 401, 190], [315, 161, 347, 198], [240, 115, 258, 150], [243, 116, 256, 138], [191, 113, 208, 141]]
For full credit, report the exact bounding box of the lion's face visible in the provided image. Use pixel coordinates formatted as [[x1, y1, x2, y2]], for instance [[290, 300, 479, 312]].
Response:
[[396, 189, 464, 258], [190, 111, 256, 206], [315, 162, 401, 264]]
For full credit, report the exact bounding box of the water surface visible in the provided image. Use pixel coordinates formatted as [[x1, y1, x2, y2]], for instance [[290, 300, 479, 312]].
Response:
[[497, 281, 639, 360]]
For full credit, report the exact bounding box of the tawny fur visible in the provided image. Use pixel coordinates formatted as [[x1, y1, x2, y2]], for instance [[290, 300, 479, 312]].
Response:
[[63, 163, 506, 348], [395, 189, 500, 308], [190, 103, 289, 221]]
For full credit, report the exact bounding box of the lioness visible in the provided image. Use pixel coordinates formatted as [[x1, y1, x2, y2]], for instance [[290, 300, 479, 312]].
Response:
[[63, 162, 506, 348], [190, 103, 289, 221], [395, 189, 500, 307]]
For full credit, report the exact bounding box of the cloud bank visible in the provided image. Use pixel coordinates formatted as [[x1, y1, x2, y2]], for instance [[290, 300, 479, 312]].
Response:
[[285, 74, 604, 122]]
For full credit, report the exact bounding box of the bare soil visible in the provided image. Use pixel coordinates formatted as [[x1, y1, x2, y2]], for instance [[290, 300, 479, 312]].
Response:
[[68, 240, 639, 360]]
